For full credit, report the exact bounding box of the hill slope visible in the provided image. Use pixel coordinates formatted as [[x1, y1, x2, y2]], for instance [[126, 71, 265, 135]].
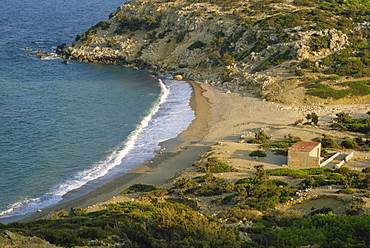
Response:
[[57, 0, 370, 104]]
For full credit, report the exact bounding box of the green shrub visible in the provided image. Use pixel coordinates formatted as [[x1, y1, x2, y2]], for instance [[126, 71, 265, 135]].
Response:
[[204, 157, 232, 173], [121, 183, 161, 194], [264, 210, 303, 226], [144, 15, 159, 30], [321, 134, 338, 148], [267, 167, 333, 178], [293, 0, 316, 6], [255, 130, 271, 142], [335, 167, 352, 175], [200, 172, 225, 183], [77, 227, 107, 239], [174, 178, 199, 191], [341, 139, 358, 149], [295, 69, 305, 76], [221, 52, 235, 66], [310, 35, 331, 51], [337, 188, 354, 194], [262, 140, 299, 149], [193, 182, 234, 196], [217, 206, 262, 222], [106, 39, 116, 47]]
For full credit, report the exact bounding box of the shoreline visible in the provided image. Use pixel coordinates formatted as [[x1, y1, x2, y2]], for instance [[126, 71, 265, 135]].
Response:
[[4, 78, 370, 224], [15, 80, 215, 223]]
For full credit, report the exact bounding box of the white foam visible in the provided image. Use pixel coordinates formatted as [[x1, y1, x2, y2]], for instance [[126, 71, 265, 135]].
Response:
[[0, 78, 193, 219]]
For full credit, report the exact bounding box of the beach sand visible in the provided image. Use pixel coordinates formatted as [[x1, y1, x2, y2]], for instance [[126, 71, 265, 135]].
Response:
[[18, 80, 370, 222]]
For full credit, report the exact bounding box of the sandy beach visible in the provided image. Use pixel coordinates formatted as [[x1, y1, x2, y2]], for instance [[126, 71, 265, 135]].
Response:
[[16, 79, 370, 223]]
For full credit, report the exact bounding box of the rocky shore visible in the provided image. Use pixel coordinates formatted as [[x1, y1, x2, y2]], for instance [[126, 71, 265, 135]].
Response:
[[57, 0, 370, 105]]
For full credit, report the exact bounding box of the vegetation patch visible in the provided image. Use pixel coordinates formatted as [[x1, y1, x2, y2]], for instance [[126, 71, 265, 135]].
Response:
[[203, 157, 232, 173], [332, 112, 370, 135], [121, 183, 162, 194], [306, 80, 370, 99]]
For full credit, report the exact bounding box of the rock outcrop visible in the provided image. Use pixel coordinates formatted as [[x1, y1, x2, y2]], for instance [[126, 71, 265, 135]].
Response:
[[57, 0, 370, 105]]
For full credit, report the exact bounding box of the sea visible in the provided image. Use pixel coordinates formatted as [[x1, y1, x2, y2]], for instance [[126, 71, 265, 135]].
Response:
[[0, 0, 194, 222]]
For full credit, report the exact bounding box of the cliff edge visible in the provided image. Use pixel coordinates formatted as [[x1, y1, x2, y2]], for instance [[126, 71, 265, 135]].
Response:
[[57, 0, 370, 105]]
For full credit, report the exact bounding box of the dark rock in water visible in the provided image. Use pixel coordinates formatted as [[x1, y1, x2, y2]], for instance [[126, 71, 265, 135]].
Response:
[[56, 44, 67, 55], [62, 60, 68, 64]]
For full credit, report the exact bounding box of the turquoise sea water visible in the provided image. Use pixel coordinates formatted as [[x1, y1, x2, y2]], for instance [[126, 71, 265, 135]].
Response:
[[0, 0, 194, 220]]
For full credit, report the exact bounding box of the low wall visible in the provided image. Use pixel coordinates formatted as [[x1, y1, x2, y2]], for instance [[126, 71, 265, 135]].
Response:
[[320, 152, 341, 167], [335, 160, 345, 169], [345, 152, 354, 162]]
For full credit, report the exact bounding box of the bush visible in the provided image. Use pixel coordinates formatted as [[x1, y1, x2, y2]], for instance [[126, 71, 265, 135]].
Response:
[[106, 39, 116, 47], [337, 188, 354, 194], [249, 150, 267, 157], [253, 130, 271, 143], [121, 183, 161, 194], [174, 178, 199, 191], [310, 35, 331, 51], [293, 0, 315, 7], [144, 15, 159, 30], [321, 134, 338, 148], [204, 157, 232, 173], [217, 206, 262, 222], [77, 227, 107, 239], [193, 182, 234, 196], [264, 210, 303, 226], [341, 139, 358, 149], [335, 167, 351, 175]]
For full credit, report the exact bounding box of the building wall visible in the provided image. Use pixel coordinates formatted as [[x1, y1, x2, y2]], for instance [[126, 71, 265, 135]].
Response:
[[288, 144, 321, 167], [288, 151, 311, 167]]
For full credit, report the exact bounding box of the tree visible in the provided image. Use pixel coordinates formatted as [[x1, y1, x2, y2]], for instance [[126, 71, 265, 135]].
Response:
[[253, 165, 269, 182], [334, 112, 352, 124], [306, 112, 319, 125], [341, 139, 358, 149], [321, 134, 338, 148], [255, 130, 271, 143]]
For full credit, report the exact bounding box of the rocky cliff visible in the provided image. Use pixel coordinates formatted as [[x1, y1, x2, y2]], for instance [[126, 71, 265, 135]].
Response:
[[57, 0, 370, 105]]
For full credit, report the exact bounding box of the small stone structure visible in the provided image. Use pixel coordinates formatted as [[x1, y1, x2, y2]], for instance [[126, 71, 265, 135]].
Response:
[[320, 152, 341, 167], [288, 141, 321, 167]]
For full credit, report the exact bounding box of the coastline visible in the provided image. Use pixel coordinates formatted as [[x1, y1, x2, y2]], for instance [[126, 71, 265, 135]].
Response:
[[8, 78, 370, 223], [18, 80, 215, 223]]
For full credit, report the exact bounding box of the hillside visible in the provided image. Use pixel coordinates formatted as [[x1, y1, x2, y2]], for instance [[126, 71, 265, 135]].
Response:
[[57, 0, 370, 105]]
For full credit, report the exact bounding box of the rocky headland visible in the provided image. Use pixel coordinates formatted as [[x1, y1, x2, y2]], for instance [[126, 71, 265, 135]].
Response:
[[57, 0, 370, 105]]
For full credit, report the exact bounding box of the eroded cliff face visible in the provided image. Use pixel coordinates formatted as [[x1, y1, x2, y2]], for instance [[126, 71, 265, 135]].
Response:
[[58, 0, 370, 105]]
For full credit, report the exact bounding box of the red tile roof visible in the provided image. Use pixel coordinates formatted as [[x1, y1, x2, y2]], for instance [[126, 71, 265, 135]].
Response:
[[288, 141, 321, 152]]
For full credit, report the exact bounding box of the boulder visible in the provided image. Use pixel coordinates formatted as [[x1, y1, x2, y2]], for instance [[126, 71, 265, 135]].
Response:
[[174, 75, 183, 80]]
